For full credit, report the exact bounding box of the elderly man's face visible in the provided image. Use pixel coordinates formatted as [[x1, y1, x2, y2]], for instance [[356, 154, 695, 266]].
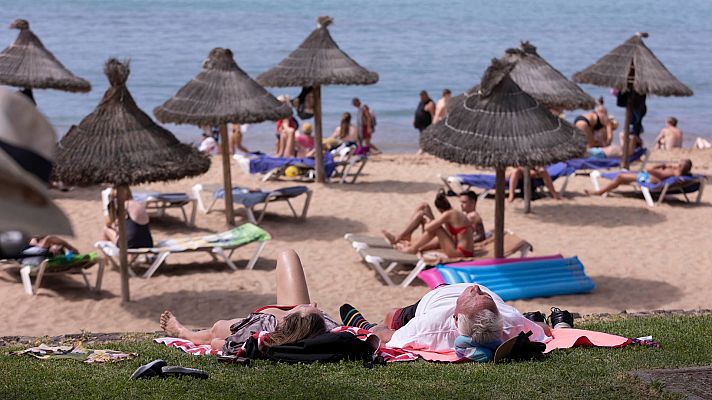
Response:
[[454, 285, 498, 323]]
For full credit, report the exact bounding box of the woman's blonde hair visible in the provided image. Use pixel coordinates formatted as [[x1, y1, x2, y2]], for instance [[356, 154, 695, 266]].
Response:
[[339, 112, 352, 139], [263, 310, 326, 347]]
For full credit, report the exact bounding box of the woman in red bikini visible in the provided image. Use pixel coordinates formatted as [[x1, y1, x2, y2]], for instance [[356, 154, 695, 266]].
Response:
[[382, 191, 475, 258], [160, 250, 339, 351]]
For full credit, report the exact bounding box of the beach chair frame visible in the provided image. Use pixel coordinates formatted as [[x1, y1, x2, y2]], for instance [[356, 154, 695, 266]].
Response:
[[192, 184, 312, 225], [347, 233, 532, 287], [95, 237, 268, 279], [590, 170, 706, 207], [2, 257, 105, 296]]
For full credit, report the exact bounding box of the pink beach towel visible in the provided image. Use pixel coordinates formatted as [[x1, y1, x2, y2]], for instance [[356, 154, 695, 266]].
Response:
[[156, 328, 635, 363]]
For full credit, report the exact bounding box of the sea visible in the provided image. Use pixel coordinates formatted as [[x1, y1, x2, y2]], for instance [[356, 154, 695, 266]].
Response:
[[2, 0, 710, 152]]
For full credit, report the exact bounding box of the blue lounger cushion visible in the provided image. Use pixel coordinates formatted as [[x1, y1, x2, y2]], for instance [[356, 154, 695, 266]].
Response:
[[133, 192, 192, 203], [213, 186, 309, 207], [249, 153, 336, 177], [566, 147, 647, 171], [455, 162, 575, 191], [435, 256, 595, 301]]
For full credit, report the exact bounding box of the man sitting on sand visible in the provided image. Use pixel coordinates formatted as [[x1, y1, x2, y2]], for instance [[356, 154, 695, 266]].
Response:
[[586, 159, 693, 197], [654, 117, 683, 150], [339, 283, 550, 360], [382, 190, 485, 258]]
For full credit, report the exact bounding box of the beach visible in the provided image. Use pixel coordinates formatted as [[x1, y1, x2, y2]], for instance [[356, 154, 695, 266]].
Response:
[[2, 148, 710, 336]]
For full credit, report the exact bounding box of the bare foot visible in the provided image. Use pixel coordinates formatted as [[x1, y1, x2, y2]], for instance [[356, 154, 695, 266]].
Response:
[[584, 189, 596, 196], [160, 310, 189, 338], [395, 242, 418, 254], [382, 230, 397, 245]]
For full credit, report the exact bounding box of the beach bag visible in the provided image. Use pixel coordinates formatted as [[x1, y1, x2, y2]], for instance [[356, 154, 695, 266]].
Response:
[[244, 332, 376, 364]]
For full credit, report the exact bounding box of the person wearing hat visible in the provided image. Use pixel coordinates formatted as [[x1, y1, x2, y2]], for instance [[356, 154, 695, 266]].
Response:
[[295, 122, 315, 157], [340, 283, 550, 362], [0, 87, 76, 259]]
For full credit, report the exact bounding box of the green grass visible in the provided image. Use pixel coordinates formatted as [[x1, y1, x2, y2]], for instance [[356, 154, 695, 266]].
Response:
[[2, 315, 710, 400]]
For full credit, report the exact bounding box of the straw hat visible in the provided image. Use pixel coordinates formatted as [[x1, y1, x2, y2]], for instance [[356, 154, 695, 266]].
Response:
[[0, 88, 72, 235]]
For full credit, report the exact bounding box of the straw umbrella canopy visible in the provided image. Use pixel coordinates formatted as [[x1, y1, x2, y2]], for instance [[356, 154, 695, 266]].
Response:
[[54, 59, 210, 302], [0, 19, 90, 101], [421, 58, 586, 257], [154, 47, 291, 225], [257, 16, 379, 182], [505, 42, 595, 112], [573, 32, 693, 168]]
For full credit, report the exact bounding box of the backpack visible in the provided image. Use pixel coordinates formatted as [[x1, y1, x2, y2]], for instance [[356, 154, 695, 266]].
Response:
[[243, 331, 377, 364]]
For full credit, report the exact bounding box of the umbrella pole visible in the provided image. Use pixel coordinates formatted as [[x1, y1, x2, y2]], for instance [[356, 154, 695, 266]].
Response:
[[219, 123, 235, 225], [621, 96, 633, 170], [313, 85, 325, 183], [494, 166, 506, 258], [523, 167, 532, 214], [116, 184, 130, 302]]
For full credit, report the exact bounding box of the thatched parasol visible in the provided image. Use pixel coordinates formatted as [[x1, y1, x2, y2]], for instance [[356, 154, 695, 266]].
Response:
[[0, 19, 91, 99], [505, 42, 595, 112], [54, 59, 210, 302], [421, 58, 586, 257], [573, 32, 693, 168], [257, 16, 378, 182], [154, 47, 291, 225]]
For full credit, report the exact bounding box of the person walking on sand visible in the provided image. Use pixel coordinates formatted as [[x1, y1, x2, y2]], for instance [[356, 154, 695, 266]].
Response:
[[229, 123, 249, 155], [433, 88, 451, 124], [655, 117, 683, 150], [413, 90, 435, 134]]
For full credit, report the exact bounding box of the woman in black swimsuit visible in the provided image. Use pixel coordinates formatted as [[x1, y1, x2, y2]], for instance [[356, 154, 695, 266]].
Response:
[[574, 98, 614, 148], [102, 188, 153, 249]]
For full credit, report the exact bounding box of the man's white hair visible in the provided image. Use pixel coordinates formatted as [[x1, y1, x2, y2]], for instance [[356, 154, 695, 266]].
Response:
[[457, 309, 503, 344]]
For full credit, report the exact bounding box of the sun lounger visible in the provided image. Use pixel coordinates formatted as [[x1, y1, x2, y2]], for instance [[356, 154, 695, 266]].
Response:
[[429, 256, 595, 301], [191, 184, 312, 224], [95, 223, 270, 279], [1, 252, 105, 295], [101, 188, 197, 226], [234, 153, 338, 182], [441, 162, 575, 198], [352, 233, 532, 287], [590, 170, 706, 207], [565, 147, 649, 171]]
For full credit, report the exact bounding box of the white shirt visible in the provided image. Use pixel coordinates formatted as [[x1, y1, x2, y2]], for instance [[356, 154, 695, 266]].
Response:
[[386, 283, 548, 351], [198, 136, 217, 154]]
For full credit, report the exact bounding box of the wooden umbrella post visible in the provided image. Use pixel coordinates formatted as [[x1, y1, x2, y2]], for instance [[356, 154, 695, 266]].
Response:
[[219, 123, 235, 225], [494, 166, 506, 258], [116, 184, 130, 302], [523, 166, 532, 214], [621, 92, 633, 170], [313, 85, 325, 183]]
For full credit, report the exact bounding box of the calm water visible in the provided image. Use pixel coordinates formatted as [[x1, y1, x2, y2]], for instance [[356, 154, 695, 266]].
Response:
[[2, 0, 710, 152]]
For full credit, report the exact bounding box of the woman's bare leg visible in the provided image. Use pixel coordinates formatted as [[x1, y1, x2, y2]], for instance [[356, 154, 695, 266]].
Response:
[[383, 203, 431, 244], [585, 173, 637, 196], [276, 249, 310, 305], [508, 168, 522, 202], [160, 311, 239, 346], [538, 169, 560, 199]]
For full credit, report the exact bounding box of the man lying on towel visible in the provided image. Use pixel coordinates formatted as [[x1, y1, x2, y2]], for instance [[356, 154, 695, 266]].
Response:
[[340, 283, 550, 362]]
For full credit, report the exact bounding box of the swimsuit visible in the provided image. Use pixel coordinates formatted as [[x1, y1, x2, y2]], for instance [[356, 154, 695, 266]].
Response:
[[574, 114, 603, 131], [446, 224, 475, 257], [126, 214, 153, 249]]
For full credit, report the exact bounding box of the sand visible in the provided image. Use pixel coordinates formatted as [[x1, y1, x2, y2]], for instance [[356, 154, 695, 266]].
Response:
[[2, 148, 711, 336]]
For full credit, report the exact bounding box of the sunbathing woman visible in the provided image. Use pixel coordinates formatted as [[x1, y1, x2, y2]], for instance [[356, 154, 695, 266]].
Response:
[[574, 98, 615, 148], [585, 159, 692, 196], [160, 249, 339, 351], [383, 191, 475, 258]]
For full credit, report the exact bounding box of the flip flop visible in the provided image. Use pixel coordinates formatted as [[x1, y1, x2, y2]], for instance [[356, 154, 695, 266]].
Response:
[[130, 359, 167, 379], [161, 366, 209, 379]]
